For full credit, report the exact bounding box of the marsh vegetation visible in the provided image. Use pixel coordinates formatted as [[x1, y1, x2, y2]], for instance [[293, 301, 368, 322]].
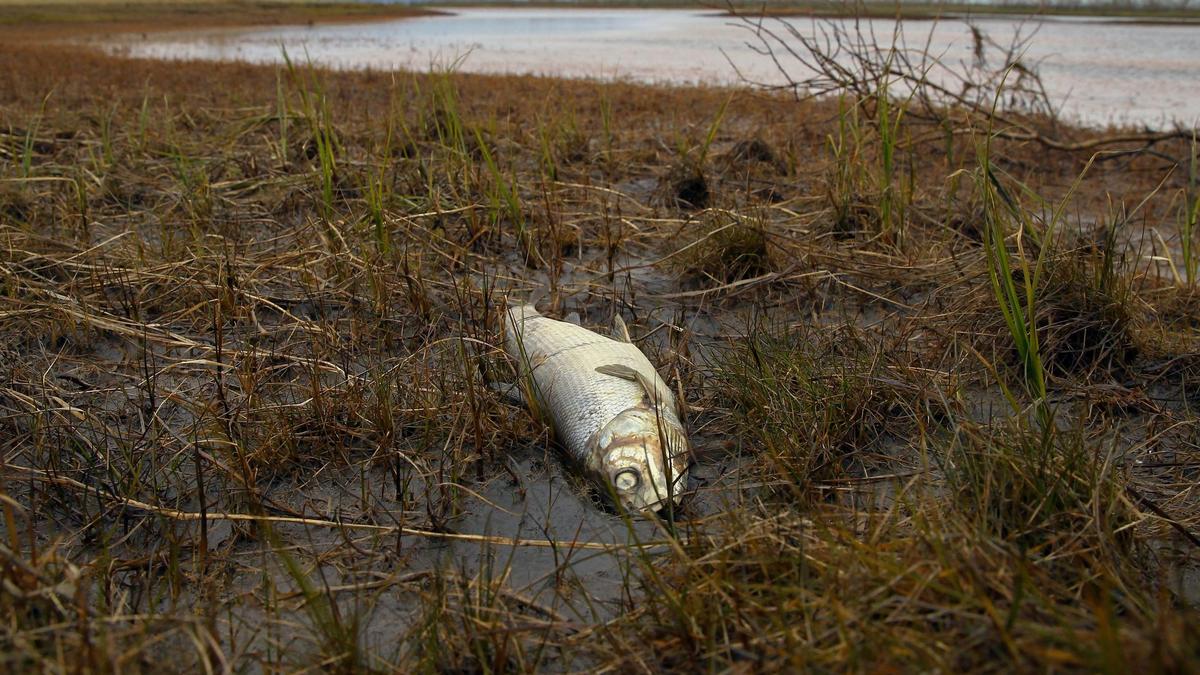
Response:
[[1, 4, 1199, 671]]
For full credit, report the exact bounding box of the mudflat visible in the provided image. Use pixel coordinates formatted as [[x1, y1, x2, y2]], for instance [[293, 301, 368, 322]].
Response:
[[1, 3, 1198, 671]]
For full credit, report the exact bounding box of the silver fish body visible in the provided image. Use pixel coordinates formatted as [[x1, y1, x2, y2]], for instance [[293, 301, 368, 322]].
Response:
[[504, 304, 689, 512]]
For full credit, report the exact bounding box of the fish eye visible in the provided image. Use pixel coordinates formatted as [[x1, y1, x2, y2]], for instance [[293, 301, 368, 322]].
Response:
[[613, 468, 641, 492]]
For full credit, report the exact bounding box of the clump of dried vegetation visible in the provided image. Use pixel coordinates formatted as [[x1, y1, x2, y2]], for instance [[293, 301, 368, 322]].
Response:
[[1, 4, 1199, 672]]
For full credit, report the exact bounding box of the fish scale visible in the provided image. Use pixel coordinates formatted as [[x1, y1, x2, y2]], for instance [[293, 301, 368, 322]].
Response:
[[507, 306, 677, 458]]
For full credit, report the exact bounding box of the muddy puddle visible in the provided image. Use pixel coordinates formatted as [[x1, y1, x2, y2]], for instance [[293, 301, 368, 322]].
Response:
[[65, 443, 768, 660]]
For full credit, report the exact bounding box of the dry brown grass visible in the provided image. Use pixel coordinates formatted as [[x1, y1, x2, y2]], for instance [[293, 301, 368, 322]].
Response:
[[1, 19, 1198, 672]]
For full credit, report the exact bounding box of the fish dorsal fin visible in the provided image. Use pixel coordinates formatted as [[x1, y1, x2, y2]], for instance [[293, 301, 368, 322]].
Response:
[[526, 284, 548, 311], [595, 364, 670, 406], [612, 314, 632, 343]]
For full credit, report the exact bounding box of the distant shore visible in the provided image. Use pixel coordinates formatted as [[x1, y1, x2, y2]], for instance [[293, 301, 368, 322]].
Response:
[[0, 2, 446, 41], [2, 1, 1198, 43], [431, 0, 1200, 23]]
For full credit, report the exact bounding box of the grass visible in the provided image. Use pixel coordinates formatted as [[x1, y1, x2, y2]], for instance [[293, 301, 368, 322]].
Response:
[[1182, 134, 1199, 287], [712, 324, 941, 500], [1, 4, 1199, 672]]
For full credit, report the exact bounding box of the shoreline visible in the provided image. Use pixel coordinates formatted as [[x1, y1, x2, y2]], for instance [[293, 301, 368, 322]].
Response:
[[15, 3, 1193, 135], [2, 1, 1198, 43], [0, 2, 448, 41], [712, 9, 1200, 26], [429, 1, 1200, 23]]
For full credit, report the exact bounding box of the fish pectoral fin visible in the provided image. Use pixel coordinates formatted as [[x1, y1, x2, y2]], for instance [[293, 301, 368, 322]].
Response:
[[564, 311, 581, 325], [636, 371, 672, 406], [595, 364, 670, 406], [612, 314, 632, 343], [595, 363, 639, 381]]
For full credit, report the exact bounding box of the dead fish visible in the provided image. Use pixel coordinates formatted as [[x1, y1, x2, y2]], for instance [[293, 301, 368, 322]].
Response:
[[501, 303, 689, 513]]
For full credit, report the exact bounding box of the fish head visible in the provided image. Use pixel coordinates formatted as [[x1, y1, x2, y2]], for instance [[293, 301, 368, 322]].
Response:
[[591, 407, 689, 513]]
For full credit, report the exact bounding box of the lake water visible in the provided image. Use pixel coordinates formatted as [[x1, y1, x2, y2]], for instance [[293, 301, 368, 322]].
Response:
[[98, 8, 1200, 129]]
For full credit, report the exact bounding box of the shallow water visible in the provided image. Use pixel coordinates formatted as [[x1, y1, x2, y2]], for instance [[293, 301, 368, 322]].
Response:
[[98, 7, 1200, 129]]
